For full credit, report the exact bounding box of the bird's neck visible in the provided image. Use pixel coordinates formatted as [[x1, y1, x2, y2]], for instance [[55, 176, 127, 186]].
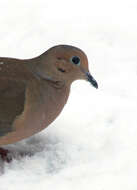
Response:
[[38, 79, 70, 109]]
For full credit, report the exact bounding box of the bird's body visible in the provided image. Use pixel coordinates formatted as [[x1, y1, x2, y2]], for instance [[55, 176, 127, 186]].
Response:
[[0, 77, 70, 145], [0, 58, 70, 145], [0, 45, 98, 147]]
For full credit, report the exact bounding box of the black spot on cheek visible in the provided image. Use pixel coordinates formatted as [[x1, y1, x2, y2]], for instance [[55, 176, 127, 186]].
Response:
[[57, 68, 66, 73]]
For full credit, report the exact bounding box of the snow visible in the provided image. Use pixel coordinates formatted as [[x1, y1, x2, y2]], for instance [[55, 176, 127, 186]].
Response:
[[0, 0, 137, 189]]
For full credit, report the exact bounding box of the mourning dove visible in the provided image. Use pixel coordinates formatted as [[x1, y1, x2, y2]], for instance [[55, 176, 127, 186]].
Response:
[[0, 45, 98, 160]]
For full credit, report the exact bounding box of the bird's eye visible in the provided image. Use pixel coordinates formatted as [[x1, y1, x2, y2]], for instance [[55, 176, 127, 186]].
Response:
[[70, 56, 80, 66]]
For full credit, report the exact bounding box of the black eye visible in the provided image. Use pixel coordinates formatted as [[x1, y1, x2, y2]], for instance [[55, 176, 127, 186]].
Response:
[[70, 56, 80, 66]]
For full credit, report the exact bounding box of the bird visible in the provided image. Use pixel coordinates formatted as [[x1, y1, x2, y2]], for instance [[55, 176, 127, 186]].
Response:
[[0, 45, 98, 161]]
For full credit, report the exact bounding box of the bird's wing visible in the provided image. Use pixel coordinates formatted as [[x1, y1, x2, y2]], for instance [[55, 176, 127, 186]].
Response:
[[0, 58, 33, 137]]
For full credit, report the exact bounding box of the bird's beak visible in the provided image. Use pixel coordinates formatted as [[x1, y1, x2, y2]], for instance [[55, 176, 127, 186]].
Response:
[[86, 72, 98, 89]]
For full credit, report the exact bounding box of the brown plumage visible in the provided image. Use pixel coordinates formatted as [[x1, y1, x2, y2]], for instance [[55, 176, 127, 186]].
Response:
[[0, 45, 98, 146]]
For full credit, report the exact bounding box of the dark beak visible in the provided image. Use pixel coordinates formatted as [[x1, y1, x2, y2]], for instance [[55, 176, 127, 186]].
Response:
[[86, 72, 98, 89]]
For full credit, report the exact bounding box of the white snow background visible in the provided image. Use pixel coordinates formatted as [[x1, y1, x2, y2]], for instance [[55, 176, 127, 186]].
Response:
[[0, 0, 137, 189]]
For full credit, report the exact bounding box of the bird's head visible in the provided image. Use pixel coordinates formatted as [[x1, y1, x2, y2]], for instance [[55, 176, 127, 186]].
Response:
[[30, 45, 98, 88]]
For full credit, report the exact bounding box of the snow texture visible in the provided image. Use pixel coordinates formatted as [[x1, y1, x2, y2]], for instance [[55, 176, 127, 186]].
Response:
[[0, 0, 137, 189]]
